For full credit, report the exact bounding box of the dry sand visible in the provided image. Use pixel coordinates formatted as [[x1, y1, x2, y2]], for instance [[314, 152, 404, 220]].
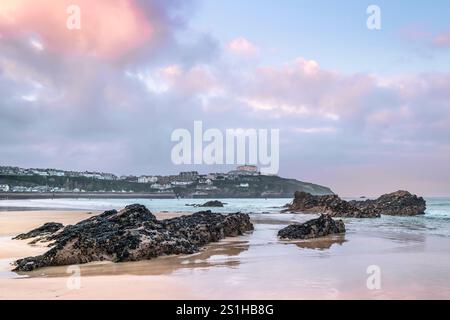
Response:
[[0, 210, 198, 300], [0, 276, 199, 300]]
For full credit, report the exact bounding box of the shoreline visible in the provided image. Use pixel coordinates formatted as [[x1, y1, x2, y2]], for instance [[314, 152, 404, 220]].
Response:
[[0, 192, 177, 200], [0, 192, 300, 201]]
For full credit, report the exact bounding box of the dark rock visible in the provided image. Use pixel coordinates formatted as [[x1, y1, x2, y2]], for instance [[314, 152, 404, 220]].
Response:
[[283, 191, 379, 218], [350, 190, 426, 216], [13, 222, 64, 240], [13, 204, 253, 272], [278, 215, 346, 240], [162, 211, 253, 246], [197, 200, 225, 207]]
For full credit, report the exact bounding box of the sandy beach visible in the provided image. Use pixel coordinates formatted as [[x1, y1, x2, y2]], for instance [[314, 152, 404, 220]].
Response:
[[1, 207, 450, 300]]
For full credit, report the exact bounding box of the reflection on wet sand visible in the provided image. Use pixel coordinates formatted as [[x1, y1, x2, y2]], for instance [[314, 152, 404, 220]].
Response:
[[18, 240, 250, 278], [282, 235, 347, 251]]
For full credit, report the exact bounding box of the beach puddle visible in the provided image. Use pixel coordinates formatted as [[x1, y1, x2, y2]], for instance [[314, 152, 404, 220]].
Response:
[[282, 235, 347, 251]]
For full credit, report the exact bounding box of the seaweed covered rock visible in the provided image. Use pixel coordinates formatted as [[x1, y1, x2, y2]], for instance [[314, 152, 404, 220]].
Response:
[[278, 215, 346, 240], [284, 191, 379, 218], [13, 222, 64, 241], [192, 200, 225, 208], [14, 204, 253, 271], [350, 190, 426, 216]]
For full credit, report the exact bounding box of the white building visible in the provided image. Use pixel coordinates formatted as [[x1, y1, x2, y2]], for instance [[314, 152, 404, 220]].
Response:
[[151, 183, 172, 190], [198, 178, 213, 185], [102, 173, 117, 180], [48, 170, 65, 177], [239, 183, 250, 188], [0, 184, 10, 192], [138, 176, 158, 184], [12, 186, 30, 192], [171, 181, 193, 186], [32, 170, 48, 176], [196, 185, 218, 191], [82, 172, 103, 179], [228, 165, 260, 177]]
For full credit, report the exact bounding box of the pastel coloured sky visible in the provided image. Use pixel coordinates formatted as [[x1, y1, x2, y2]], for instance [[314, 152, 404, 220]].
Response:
[[0, 0, 449, 196]]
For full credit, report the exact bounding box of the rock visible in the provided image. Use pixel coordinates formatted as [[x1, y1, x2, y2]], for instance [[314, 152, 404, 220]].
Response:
[[278, 215, 346, 240], [162, 211, 253, 245], [13, 204, 253, 272], [350, 190, 426, 216], [197, 200, 225, 207], [283, 191, 379, 218], [13, 222, 64, 240]]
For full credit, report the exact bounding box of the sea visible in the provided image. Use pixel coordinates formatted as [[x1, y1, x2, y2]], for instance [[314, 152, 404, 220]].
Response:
[[1, 197, 450, 238], [2, 197, 450, 298]]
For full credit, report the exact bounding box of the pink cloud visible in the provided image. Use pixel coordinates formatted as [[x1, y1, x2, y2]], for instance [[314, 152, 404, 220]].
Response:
[[0, 0, 154, 59], [432, 32, 450, 48], [133, 64, 219, 96], [227, 37, 259, 57], [234, 57, 374, 119], [160, 64, 219, 95]]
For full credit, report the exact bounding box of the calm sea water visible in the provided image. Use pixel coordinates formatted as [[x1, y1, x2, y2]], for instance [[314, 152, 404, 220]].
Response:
[[1, 197, 450, 237]]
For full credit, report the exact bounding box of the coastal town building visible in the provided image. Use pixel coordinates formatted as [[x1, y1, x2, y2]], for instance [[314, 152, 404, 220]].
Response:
[[228, 165, 260, 177], [0, 165, 292, 196], [138, 176, 158, 184], [171, 181, 194, 186], [237, 165, 258, 172], [100, 173, 118, 180], [47, 170, 65, 177], [196, 185, 218, 191], [32, 169, 49, 176], [180, 171, 199, 179], [119, 175, 138, 182], [198, 178, 213, 185], [150, 183, 172, 191]]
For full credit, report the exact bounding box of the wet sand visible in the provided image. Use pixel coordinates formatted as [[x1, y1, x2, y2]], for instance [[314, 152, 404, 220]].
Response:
[[1, 210, 450, 299]]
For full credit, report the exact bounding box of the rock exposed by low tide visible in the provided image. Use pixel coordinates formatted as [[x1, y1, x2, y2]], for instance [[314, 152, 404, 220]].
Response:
[[186, 200, 225, 208], [13, 222, 64, 241], [284, 190, 426, 218], [349, 190, 426, 216], [278, 215, 346, 240], [283, 191, 379, 218], [13, 204, 253, 271]]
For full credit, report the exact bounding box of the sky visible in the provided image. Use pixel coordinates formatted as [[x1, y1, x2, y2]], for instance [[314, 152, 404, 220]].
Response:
[[0, 0, 449, 197]]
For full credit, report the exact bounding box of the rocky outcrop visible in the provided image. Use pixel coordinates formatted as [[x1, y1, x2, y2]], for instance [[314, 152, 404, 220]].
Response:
[[187, 200, 225, 208], [13, 222, 64, 241], [278, 215, 346, 240], [283, 191, 379, 218], [350, 190, 426, 216], [14, 204, 253, 271], [284, 190, 427, 218], [196, 200, 225, 208]]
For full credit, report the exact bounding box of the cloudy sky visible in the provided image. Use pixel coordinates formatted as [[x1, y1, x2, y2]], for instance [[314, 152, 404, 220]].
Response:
[[0, 0, 449, 196]]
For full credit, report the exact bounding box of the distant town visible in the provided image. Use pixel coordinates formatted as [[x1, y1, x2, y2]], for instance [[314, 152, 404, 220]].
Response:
[[0, 165, 333, 199]]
